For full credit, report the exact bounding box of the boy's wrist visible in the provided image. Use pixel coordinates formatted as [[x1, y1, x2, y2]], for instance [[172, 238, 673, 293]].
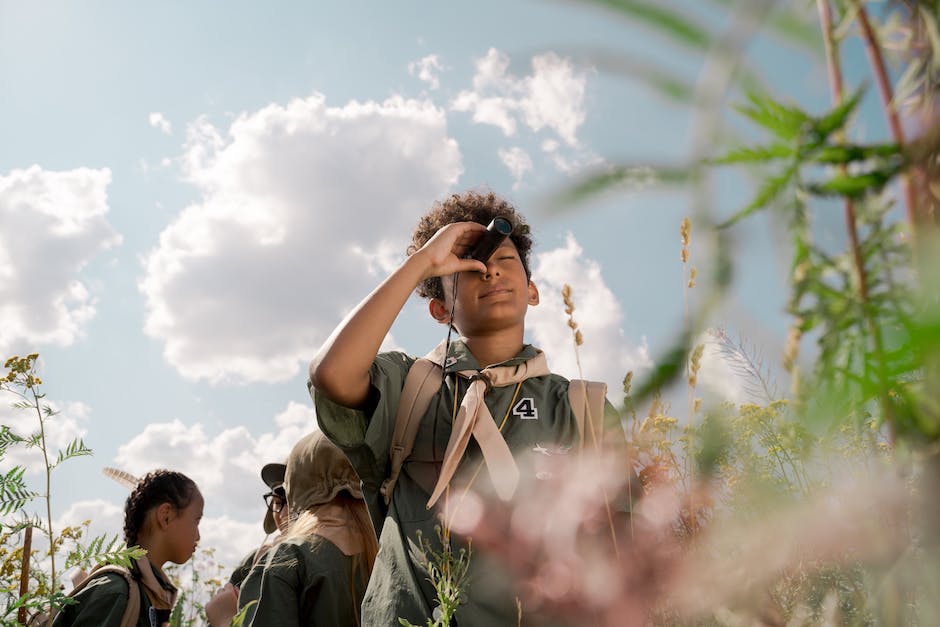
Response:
[[404, 248, 437, 283]]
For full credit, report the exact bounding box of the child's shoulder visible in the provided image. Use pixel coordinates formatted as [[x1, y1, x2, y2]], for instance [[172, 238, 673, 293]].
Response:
[[76, 568, 135, 596]]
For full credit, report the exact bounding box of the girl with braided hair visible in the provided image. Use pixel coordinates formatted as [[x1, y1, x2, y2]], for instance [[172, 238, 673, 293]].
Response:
[[53, 470, 203, 627]]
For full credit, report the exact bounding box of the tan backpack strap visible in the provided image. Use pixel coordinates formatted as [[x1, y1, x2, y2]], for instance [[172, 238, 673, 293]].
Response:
[[568, 379, 608, 454], [380, 357, 442, 504], [118, 568, 140, 627], [68, 564, 140, 627]]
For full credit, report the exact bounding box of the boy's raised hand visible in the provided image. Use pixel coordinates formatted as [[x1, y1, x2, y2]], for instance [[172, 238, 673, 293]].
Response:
[[416, 221, 489, 279]]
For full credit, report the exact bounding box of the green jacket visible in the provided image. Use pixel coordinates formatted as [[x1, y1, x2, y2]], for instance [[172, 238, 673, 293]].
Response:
[[237, 535, 367, 626], [229, 549, 256, 589], [50, 572, 151, 627], [313, 341, 623, 627]]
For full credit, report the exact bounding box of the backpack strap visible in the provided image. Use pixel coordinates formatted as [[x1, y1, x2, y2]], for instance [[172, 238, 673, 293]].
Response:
[[567, 379, 607, 453], [380, 357, 442, 504], [67, 564, 141, 627]]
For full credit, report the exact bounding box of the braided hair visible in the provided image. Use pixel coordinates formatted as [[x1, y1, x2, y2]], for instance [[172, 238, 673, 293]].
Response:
[[124, 470, 198, 547]]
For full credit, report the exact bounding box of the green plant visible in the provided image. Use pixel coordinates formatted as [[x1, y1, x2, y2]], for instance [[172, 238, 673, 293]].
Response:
[[1, 353, 144, 622], [165, 546, 226, 626], [399, 527, 472, 627]]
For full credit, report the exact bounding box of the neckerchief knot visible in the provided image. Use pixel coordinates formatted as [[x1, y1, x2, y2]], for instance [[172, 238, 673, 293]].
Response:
[[424, 342, 550, 508]]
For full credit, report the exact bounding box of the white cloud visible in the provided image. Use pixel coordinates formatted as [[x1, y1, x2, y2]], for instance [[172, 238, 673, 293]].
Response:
[[140, 93, 463, 384], [451, 48, 589, 147], [198, 515, 267, 575], [0, 393, 90, 475], [54, 501, 266, 579], [409, 54, 444, 90], [528, 234, 652, 395], [56, 499, 124, 545], [113, 401, 314, 516], [498, 146, 533, 189], [106, 401, 318, 573], [148, 112, 173, 134], [540, 137, 604, 174], [0, 166, 120, 354]]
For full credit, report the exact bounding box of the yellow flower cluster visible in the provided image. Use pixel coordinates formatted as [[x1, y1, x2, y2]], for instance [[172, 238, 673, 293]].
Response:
[[2, 354, 41, 387]]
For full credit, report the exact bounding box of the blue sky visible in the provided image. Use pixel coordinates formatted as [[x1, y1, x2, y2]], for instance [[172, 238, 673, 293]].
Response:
[[1, 1, 883, 574]]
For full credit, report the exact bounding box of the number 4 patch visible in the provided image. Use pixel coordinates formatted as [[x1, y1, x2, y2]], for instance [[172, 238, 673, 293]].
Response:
[[512, 397, 539, 420]]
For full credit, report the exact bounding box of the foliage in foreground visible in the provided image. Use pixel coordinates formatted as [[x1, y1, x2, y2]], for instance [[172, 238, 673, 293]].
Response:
[[409, 1, 940, 625], [1, 356, 145, 623]]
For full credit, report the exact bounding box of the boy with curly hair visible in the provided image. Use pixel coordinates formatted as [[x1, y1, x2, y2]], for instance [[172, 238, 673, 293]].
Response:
[[310, 190, 620, 625]]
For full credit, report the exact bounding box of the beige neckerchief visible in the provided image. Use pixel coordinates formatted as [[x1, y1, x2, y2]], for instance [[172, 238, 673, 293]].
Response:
[[136, 555, 177, 611], [425, 342, 550, 508]]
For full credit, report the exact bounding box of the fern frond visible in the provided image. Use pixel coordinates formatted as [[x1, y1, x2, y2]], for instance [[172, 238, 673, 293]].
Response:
[[54, 439, 94, 467]]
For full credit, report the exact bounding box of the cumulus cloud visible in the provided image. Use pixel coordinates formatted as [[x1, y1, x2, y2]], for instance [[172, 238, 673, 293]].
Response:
[[498, 146, 533, 189], [148, 112, 173, 134], [0, 166, 121, 354], [451, 48, 589, 147], [409, 54, 444, 90], [113, 401, 315, 514], [53, 499, 266, 577], [540, 138, 604, 174], [197, 515, 268, 575], [528, 234, 652, 395], [0, 393, 90, 475], [140, 93, 462, 383], [45, 402, 316, 578]]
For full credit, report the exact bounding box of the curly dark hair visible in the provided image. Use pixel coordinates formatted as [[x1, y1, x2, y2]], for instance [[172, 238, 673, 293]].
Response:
[[124, 470, 198, 547], [407, 190, 533, 301]]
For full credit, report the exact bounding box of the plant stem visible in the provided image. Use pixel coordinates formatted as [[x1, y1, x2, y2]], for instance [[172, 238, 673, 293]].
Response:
[[32, 385, 57, 616], [854, 1, 919, 227], [17, 525, 32, 625], [817, 0, 894, 440]]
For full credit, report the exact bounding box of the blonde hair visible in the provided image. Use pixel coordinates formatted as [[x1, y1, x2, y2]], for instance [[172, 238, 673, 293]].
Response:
[[275, 491, 378, 625]]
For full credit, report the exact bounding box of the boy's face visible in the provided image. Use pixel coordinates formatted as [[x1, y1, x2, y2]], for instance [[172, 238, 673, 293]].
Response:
[[432, 239, 539, 336]]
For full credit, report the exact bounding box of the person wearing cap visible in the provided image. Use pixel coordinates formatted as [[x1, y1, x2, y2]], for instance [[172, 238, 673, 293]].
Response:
[[205, 462, 289, 627], [237, 430, 378, 626]]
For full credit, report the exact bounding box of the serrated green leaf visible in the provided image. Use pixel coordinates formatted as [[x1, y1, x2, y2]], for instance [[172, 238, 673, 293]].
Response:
[[64, 533, 147, 570], [811, 143, 901, 164], [719, 165, 796, 228], [0, 471, 37, 515], [710, 143, 793, 164], [735, 92, 810, 140], [54, 438, 94, 466], [0, 425, 26, 446], [814, 85, 866, 138], [805, 166, 901, 198]]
